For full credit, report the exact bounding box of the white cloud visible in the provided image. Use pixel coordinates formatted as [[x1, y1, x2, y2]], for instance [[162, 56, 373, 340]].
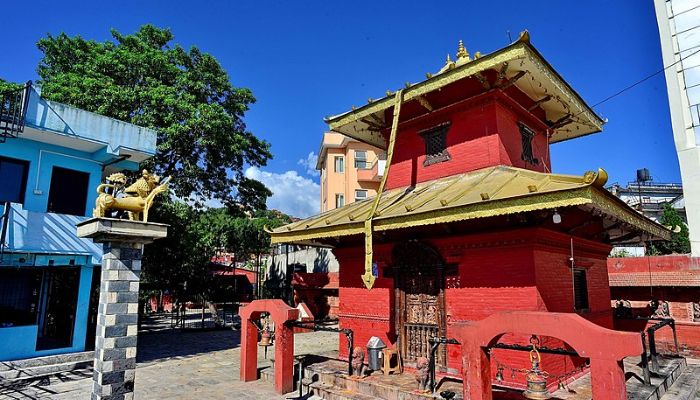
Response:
[[297, 151, 320, 177], [245, 166, 320, 218]]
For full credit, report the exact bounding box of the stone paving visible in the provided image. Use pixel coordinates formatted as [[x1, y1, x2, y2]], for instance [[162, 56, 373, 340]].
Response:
[[0, 327, 338, 400]]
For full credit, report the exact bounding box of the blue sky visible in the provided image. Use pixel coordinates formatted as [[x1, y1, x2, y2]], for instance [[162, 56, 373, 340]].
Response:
[[1, 1, 681, 217]]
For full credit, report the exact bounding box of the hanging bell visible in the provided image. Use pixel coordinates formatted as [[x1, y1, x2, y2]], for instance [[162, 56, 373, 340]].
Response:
[[495, 366, 504, 382], [523, 349, 551, 400], [259, 328, 272, 346]]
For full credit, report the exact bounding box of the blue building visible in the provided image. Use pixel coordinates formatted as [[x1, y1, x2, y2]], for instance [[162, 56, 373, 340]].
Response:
[[0, 82, 156, 361]]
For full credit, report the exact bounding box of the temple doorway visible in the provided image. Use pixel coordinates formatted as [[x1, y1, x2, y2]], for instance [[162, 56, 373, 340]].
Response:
[[393, 241, 447, 368]]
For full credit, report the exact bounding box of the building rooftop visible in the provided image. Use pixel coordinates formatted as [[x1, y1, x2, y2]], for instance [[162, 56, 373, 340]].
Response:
[[325, 31, 605, 149], [271, 165, 669, 245], [19, 84, 156, 165]]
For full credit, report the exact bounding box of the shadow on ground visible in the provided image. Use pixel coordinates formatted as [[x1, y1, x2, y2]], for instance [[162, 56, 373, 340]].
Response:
[[137, 328, 241, 364]]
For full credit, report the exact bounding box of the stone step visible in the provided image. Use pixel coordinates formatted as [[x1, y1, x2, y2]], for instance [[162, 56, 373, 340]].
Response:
[[0, 353, 93, 384], [660, 364, 700, 400], [309, 381, 378, 400], [0, 351, 93, 371], [625, 356, 687, 400]]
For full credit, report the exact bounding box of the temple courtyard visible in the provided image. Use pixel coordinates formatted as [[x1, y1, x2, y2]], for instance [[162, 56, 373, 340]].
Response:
[[0, 325, 338, 400]]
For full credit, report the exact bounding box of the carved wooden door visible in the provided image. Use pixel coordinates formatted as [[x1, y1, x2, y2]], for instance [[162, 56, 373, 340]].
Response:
[[394, 241, 446, 367]]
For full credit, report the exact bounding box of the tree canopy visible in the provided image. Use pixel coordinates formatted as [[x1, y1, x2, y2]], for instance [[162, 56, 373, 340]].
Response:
[[652, 204, 690, 255], [141, 200, 291, 299], [35, 24, 271, 208]]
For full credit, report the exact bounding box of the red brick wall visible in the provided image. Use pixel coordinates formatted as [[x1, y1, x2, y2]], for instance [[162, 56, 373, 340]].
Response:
[[385, 91, 551, 190], [336, 229, 611, 389]]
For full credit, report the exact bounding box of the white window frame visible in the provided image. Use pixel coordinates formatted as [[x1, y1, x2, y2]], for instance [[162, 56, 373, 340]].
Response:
[[335, 193, 345, 208], [355, 189, 368, 201], [334, 156, 344, 173]]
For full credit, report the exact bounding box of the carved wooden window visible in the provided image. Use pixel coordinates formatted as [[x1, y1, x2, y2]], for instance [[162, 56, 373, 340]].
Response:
[[573, 268, 589, 311], [518, 122, 539, 165], [419, 122, 451, 166], [692, 302, 700, 322]]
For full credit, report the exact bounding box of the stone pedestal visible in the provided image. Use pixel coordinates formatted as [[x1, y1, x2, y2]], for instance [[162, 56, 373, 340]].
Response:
[[77, 218, 167, 400]]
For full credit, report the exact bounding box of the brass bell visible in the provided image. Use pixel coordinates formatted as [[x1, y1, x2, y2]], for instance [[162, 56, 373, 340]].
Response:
[[523, 348, 551, 400], [259, 328, 272, 346]]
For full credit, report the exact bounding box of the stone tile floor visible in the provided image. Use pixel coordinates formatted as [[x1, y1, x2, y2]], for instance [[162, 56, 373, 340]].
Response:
[[0, 327, 338, 399]]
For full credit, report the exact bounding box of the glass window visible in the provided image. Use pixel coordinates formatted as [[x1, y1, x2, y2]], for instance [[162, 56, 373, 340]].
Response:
[[0, 156, 29, 204], [354, 151, 369, 169], [0, 269, 42, 327], [334, 156, 344, 173], [47, 167, 90, 216], [355, 190, 368, 201], [335, 193, 344, 208]]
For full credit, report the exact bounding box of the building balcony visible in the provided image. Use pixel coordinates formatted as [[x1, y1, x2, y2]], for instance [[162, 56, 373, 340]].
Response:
[[10, 84, 156, 166], [0, 202, 101, 267], [356, 160, 386, 182]]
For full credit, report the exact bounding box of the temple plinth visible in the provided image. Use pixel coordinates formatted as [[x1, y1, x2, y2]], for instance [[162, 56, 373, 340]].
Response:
[[77, 218, 167, 400]]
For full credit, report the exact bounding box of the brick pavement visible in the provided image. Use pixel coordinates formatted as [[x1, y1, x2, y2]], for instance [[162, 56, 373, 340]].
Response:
[[1, 329, 338, 399]]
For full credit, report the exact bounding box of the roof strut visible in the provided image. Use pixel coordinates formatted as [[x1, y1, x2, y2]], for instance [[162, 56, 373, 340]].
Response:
[[362, 89, 403, 290]]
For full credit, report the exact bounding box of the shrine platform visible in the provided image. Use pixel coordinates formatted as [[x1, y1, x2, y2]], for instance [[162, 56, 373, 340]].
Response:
[[261, 355, 699, 400]]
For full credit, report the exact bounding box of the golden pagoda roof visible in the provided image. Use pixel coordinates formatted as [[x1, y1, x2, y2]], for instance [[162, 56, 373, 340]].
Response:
[[270, 166, 669, 245], [324, 31, 605, 149]]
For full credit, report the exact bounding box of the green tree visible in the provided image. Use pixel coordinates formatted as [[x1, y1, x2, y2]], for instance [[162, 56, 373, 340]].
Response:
[[652, 204, 690, 255], [34, 25, 272, 208]]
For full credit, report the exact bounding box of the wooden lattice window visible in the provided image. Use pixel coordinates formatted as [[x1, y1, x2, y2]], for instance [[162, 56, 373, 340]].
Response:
[[573, 268, 589, 311], [419, 122, 451, 166], [518, 122, 539, 165]]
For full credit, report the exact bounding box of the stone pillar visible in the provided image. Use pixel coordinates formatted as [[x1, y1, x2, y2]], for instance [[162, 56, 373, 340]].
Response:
[[77, 218, 167, 400]]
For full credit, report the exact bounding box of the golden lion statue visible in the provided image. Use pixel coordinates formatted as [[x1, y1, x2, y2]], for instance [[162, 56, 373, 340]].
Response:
[[93, 170, 171, 222]]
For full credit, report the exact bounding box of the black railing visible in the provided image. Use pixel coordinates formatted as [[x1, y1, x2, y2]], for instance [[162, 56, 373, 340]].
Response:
[[619, 316, 679, 386], [427, 337, 459, 393], [0, 81, 31, 143]]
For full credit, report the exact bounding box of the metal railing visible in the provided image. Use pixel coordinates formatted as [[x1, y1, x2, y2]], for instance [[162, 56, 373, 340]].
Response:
[[0, 81, 31, 143]]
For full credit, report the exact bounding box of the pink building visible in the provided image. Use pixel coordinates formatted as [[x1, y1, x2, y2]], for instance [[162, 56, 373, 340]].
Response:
[[317, 132, 385, 212]]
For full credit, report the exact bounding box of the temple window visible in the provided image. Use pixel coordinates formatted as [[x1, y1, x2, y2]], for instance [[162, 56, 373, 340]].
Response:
[[419, 122, 451, 166], [573, 268, 589, 311], [334, 156, 344, 173], [518, 122, 539, 165]]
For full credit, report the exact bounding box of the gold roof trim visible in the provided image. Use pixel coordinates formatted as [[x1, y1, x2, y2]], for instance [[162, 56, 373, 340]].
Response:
[[270, 166, 669, 244]]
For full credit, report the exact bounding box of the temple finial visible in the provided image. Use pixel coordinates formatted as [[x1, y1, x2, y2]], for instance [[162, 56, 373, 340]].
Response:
[[456, 40, 470, 61], [446, 53, 452, 64]]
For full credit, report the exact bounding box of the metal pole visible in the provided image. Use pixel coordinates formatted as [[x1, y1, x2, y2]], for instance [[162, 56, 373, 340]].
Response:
[[347, 330, 354, 376], [648, 329, 659, 372], [640, 332, 651, 385], [671, 320, 680, 355]]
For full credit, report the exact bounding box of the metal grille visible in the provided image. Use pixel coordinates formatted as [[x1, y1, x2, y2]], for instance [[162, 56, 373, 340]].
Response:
[[419, 122, 451, 166], [518, 122, 539, 165], [405, 322, 439, 361], [0, 82, 31, 143]]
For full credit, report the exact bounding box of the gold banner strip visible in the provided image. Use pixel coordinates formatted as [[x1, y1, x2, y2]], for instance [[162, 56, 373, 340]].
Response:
[[362, 89, 403, 290]]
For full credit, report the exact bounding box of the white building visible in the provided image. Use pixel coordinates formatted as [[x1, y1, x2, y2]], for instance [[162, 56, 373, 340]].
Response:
[[655, 0, 700, 256]]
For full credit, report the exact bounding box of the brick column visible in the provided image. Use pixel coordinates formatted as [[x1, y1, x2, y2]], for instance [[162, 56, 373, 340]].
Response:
[[92, 243, 143, 400], [77, 218, 168, 400]]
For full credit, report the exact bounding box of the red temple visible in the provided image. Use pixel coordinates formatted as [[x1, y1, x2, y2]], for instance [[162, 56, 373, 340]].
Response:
[[269, 32, 669, 397]]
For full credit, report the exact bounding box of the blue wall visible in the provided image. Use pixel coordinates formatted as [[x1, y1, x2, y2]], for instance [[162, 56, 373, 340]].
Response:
[[0, 86, 157, 361]]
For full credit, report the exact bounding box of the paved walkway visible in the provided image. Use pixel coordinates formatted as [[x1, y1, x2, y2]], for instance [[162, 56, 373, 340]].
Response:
[[1, 328, 338, 399]]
